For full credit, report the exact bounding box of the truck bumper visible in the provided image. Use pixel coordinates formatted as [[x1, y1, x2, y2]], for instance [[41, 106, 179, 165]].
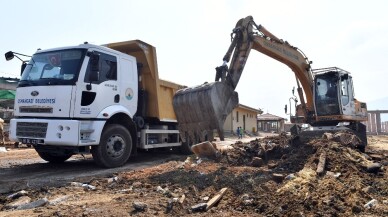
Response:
[[10, 119, 105, 146]]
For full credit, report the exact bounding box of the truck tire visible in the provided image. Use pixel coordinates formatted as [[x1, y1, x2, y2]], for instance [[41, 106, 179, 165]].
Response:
[[92, 124, 132, 168], [36, 151, 73, 163]]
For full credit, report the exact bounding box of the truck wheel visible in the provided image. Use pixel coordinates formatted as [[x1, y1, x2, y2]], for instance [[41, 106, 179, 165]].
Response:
[[92, 124, 132, 168], [36, 151, 73, 163]]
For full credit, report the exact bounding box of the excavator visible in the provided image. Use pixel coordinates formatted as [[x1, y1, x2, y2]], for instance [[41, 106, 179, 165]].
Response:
[[173, 16, 368, 151]]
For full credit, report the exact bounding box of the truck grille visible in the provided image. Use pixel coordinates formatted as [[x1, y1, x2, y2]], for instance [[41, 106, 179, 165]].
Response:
[[19, 107, 53, 113], [16, 122, 48, 138]]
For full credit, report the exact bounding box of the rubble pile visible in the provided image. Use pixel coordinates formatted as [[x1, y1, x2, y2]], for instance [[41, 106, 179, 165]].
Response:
[[1, 134, 387, 216]]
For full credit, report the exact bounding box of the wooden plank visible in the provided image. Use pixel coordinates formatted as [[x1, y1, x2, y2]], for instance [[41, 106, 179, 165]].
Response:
[[316, 152, 326, 176], [206, 187, 228, 211]]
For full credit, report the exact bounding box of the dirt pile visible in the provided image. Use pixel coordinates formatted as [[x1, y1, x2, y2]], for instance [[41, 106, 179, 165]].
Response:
[[1, 134, 387, 216]]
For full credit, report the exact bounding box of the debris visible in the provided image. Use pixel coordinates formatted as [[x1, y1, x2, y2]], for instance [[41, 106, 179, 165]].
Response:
[[7, 190, 28, 199], [364, 199, 378, 209], [272, 173, 285, 183], [362, 186, 372, 194], [5, 196, 31, 209], [165, 199, 174, 213], [178, 194, 186, 204], [267, 163, 278, 169], [202, 196, 209, 201], [17, 198, 48, 210], [156, 186, 166, 194], [316, 152, 326, 176], [325, 171, 341, 178], [132, 201, 147, 211], [366, 162, 382, 173], [0, 146, 7, 152], [132, 181, 143, 188], [107, 176, 119, 183], [285, 174, 296, 180], [49, 195, 71, 205], [206, 187, 228, 211], [251, 157, 264, 167], [191, 141, 220, 160], [191, 203, 207, 212]]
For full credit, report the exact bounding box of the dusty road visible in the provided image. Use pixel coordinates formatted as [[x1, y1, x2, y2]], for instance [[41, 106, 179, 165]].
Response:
[[0, 148, 183, 194]]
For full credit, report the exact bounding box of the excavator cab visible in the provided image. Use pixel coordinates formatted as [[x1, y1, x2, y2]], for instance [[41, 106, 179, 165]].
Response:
[[313, 67, 359, 125]]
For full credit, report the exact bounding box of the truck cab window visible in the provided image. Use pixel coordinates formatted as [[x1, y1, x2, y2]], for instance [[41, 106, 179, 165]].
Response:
[[85, 52, 117, 84]]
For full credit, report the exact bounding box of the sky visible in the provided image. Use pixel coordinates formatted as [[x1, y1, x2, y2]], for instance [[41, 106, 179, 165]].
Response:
[[1, 0, 387, 120]]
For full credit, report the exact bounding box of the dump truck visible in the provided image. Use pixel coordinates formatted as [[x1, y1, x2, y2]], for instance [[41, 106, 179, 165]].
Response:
[[5, 40, 190, 168], [173, 16, 368, 151]]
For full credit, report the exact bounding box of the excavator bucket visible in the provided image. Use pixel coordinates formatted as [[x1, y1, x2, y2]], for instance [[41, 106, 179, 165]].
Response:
[[173, 81, 238, 143]]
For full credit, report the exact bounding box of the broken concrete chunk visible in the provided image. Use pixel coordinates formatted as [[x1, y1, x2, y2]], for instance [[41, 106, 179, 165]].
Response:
[[82, 184, 96, 191], [5, 196, 31, 209], [366, 163, 382, 173], [49, 195, 70, 205], [7, 190, 28, 199], [285, 174, 296, 180], [132, 201, 147, 211], [191, 203, 207, 212], [17, 198, 48, 210], [191, 141, 220, 160], [178, 194, 186, 204], [251, 157, 264, 167]]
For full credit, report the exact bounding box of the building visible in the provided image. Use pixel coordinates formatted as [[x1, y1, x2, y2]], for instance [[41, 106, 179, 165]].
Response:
[[257, 113, 285, 133], [223, 104, 262, 135]]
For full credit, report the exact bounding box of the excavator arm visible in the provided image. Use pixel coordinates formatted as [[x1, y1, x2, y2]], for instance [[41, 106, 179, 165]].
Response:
[[173, 16, 315, 143]]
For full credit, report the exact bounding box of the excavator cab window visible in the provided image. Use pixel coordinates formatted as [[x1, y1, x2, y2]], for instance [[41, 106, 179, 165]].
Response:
[[314, 75, 341, 116]]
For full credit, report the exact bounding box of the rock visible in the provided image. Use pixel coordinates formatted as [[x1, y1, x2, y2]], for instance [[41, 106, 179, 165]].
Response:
[[133, 201, 147, 211], [326, 171, 341, 178], [132, 181, 143, 188], [70, 182, 83, 187], [156, 186, 166, 194], [49, 195, 70, 205], [366, 163, 381, 173], [272, 173, 284, 183], [191, 203, 207, 212], [17, 198, 48, 210], [362, 186, 372, 193], [191, 141, 220, 160], [352, 205, 362, 213], [268, 163, 278, 169], [251, 157, 264, 167], [5, 196, 31, 209], [178, 194, 186, 204], [202, 196, 209, 201], [82, 184, 96, 191], [7, 190, 28, 199], [107, 176, 119, 183], [285, 174, 296, 180]]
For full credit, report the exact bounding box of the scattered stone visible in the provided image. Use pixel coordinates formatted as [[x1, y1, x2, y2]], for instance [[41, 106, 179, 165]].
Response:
[[17, 198, 48, 210], [272, 173, 284, 183], [202, 196, 209, 201], [70, 182, 83, 187], [132, 181, 143, 188], [82, 184, 96, 191], [118, 188, 132, 193], [326, 171, 341, 178], [132, 201, 147, 211], [107, 176, 119, 183], [191, 203, 207, 212], [5, 196, 31, 209], [362, 186, 372, 193], [366, 163, 382, 173], [7, 190, 28, 199], [178, 194, 186, 204], [49, 195, 70, 205], [285, 174, 295, 180], [267, 163, 278, 169], [251, 157, 264, 167], [156, 186, 166, 194]]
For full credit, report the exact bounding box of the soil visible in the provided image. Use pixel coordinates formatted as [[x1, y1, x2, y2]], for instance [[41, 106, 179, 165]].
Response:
[[0, 134, 387, 217]]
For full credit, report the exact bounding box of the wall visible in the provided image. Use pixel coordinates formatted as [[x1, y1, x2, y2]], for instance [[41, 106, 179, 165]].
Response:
[[223, 106, 258, 135]]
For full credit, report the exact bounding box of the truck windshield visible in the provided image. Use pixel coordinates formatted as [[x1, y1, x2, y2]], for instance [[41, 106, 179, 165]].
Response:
[[19, 49, 86, 86]]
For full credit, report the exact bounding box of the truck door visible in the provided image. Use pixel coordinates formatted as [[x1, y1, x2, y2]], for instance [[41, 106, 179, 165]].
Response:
[[73, 50, 119, 118], [340, 76, 356, 116]]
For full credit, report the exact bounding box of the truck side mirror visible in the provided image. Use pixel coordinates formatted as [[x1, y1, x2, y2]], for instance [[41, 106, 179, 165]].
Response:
[[89, 52, 100, 82], [5, 51, 14, 61]]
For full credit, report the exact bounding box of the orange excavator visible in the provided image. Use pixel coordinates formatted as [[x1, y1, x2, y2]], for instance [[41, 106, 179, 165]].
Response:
[[173, 16, 368, 151]]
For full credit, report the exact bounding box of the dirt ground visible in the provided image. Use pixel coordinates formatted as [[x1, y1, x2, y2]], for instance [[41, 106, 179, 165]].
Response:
[[0, 134, 387, 217]]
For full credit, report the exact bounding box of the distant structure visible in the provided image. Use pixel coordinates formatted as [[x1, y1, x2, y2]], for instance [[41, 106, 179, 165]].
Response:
[[256, 113, 285, 133], [364, 110, 388, 135], [0, 77, 19, 90]]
